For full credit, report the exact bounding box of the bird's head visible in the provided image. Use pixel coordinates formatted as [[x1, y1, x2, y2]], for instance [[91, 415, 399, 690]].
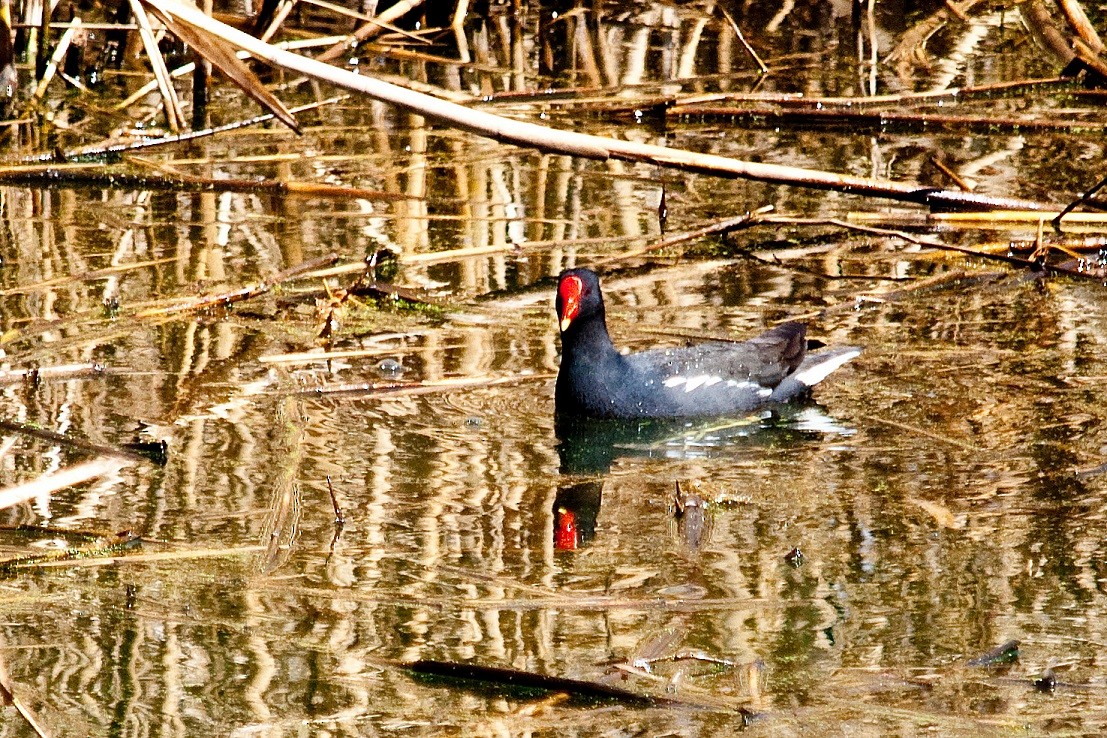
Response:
[[556, 268, 602, 333]]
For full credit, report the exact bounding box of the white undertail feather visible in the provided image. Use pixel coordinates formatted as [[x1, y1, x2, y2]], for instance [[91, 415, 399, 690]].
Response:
[[792, 348, 862, 387]]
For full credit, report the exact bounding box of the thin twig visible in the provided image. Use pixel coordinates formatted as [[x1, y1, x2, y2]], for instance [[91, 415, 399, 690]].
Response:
[[316, 0, 427, 62], [1052, 174, 1107, 231], [326, 476, 345, 527], [133, 252, 338, 318], [929, 156, 973, 192], [718, 6, 767, 73], [869, 415, 982, 452], [591, 206, 773, 267], [491, 76, 1071, 112], [756, 214, 1103, 280]]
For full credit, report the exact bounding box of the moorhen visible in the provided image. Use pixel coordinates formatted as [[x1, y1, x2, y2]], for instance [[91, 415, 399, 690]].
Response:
[[555, 268, 860, 420]]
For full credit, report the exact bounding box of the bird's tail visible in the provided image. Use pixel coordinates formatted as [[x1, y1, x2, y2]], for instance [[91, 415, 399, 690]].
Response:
[[770, 346, 861, 403]]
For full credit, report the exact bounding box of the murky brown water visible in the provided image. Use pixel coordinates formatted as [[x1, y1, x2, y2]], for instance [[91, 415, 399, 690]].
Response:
[[1, 0, 1107, 735]]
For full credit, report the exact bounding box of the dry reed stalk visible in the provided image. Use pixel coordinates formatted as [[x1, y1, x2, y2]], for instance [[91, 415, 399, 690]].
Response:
[[140, 0, 1060, 212], [718, 5, 767, 73], [257, 0, 294, 42], [144, 0, 300, 131], [29, 16, 78, 100], [297, 75, 1075, 112], [129, 0, 184, 131], [113, 35, 344, 111], [0, 363, 107, 384], [758, 214, 1106, 279], [849, 211, 1107, 223], [1057, 0, 1105, 54], [666, 104, 1106, 134]]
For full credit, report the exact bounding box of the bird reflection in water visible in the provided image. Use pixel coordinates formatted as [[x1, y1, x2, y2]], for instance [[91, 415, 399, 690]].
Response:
[[552, 404, 855, 551]]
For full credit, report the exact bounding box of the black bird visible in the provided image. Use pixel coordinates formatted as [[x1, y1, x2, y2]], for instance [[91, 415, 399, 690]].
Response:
[[554, 268, 859, 420]]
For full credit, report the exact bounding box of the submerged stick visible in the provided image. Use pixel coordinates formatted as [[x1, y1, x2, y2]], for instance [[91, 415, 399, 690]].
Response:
[[294, 373, 554, 398], [1, 530, 140, 569], [405, 659, 752, 714], [140, 0, 1061, 212], [0, 646, 51, 738], [0, 165, 416, 200], [259, 393, 304, 573], [406, 659, 660, 705], [0, 420, 150, 463], [666, 104, 1105, 134], [23, 545, 265, 568]]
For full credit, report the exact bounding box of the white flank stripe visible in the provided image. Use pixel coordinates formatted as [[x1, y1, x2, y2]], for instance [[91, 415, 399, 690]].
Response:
[[683, 375, 722, 392], [721, 379, 773, 397], [793, 348, 862, 387], [663, 376, 686, 388]]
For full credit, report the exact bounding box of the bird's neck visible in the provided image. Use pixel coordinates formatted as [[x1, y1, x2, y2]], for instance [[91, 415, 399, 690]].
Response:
[[562, 312, 622, 365]]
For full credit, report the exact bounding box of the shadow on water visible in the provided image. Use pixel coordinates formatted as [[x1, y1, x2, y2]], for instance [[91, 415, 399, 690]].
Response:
[[552, 401, 855, 550]]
